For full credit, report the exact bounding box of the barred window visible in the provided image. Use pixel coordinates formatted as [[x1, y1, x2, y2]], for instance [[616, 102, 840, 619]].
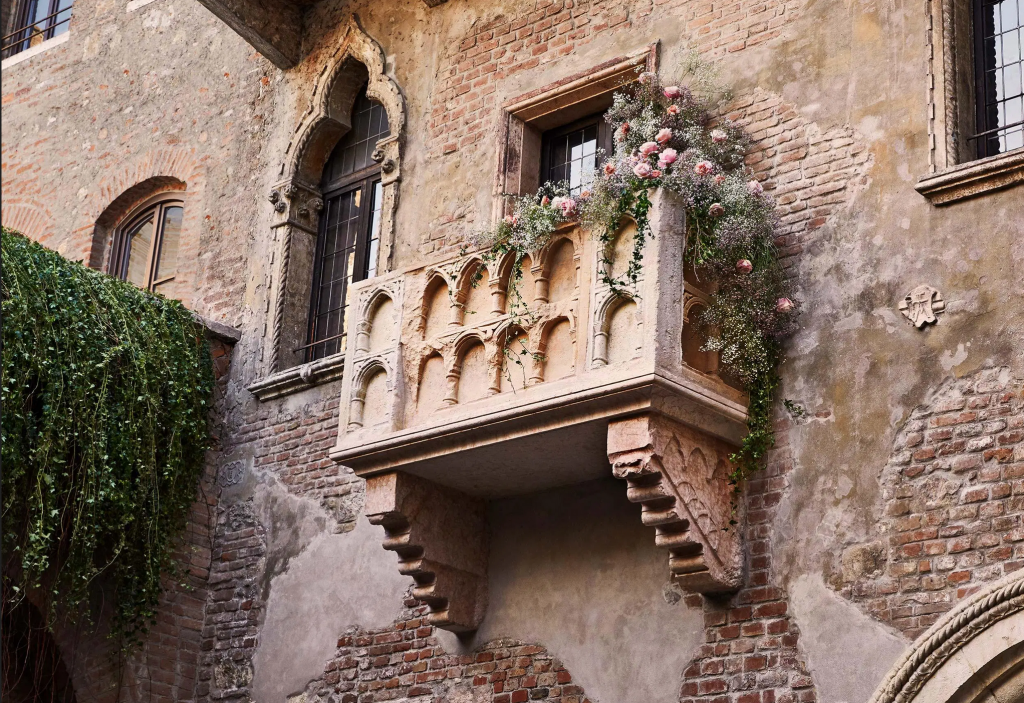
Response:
[[302, 86, 390, 362], [1, 0, 72, 59], [973, 0, 1024, 155]]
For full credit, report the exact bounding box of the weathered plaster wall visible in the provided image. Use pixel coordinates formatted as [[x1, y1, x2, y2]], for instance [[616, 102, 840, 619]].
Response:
[[4, 0, 1024, 699]]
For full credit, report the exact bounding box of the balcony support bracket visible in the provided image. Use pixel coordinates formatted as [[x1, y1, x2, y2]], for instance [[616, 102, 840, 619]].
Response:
[[365, 471, 488, 633], [607, 412, 743, 594]]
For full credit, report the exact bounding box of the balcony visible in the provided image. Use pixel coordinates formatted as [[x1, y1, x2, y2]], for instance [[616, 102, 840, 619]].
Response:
[[329, 191, 749, 631]]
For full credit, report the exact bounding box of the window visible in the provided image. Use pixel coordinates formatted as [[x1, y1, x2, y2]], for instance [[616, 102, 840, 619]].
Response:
[[1, 0, 72, 59], [303, 87, 390, 362], [540, 113, 612, 194], [973, 0, 1024, 156], [109, 197, 183, 294]]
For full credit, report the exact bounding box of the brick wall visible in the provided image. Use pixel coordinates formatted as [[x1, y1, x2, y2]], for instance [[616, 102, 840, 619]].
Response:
[[294, 598, 589, 703], [831, 367, 1024, 639]]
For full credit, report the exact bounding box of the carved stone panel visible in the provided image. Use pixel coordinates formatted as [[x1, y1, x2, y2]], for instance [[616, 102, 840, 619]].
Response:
[[364, 471, 488, 633], [607, 413, 743, 594]]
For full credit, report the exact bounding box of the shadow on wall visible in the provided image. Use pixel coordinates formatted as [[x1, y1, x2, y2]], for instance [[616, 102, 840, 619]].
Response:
[[438, 478, 705, 703]]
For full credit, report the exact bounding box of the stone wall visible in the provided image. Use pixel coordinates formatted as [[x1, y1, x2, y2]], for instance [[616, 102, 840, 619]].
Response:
[[2, 0, 1023, 698]]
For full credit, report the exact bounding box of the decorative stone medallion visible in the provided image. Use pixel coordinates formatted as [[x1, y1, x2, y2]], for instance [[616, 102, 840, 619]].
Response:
[[899, 285, 946, 327]]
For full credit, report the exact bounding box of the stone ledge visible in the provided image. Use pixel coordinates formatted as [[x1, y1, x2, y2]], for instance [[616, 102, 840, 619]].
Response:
[[915, 149, 1024, 205], [194, 313, 242, 345], [247, 353, 345, 401], [1, 32, 70, 71]]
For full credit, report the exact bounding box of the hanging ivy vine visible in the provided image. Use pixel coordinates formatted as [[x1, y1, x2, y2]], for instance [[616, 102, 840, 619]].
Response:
[[477, 64, 799, 484], [1, 227, 214, 652]]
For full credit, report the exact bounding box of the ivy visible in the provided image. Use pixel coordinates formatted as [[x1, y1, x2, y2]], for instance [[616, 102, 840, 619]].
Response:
[[1, 228, 214, 652]]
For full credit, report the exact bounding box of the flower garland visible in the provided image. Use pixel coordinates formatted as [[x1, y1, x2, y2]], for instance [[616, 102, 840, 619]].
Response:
[[2, 228, 214, 652], [478, 71, 799, 483]]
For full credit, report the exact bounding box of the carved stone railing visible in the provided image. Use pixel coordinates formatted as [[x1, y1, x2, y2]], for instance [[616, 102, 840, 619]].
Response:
[[330, 190, 748, 631]]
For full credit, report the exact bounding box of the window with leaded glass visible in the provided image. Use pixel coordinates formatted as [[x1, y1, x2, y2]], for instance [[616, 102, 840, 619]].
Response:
[[303, 86, 390, 362], [974, 0, 1024, 156], [540, 114, 612, 195], [109, 197, 183, 294]]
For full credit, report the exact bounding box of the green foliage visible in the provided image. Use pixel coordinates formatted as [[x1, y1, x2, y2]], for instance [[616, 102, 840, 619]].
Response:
[[1, 227, 213, 651]]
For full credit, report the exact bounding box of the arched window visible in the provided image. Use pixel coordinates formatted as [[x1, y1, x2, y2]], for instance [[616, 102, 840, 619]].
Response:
[[303, 85, 390, 361], [108, 195, 183, 294]]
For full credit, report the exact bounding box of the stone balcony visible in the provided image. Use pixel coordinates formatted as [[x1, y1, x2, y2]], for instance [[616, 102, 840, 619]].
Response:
[[329, 191, 749, 632]]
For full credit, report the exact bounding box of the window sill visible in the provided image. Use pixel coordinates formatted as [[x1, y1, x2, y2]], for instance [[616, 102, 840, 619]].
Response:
[[916, 149, 1024, 205], [1, 31, 70, 71], [247, 353, 345, 401]]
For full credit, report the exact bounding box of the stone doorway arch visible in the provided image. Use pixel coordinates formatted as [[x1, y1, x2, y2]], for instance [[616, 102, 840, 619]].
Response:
[[870, 568, 1024, 703]]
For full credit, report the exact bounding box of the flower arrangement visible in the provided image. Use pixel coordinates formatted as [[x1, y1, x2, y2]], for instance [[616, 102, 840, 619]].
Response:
[[477, 68, 799, 482]]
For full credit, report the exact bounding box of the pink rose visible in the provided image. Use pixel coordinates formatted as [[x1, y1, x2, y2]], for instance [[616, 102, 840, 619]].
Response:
[[638, 72, 654, 84], [655, 128, 673, 144], [559, 198, 577, 217], [663, 85, 682, 99], [709, 203, 725, 217], [667, 105, 680, 116], [659, 148, 678, 164], [711, 129, 728, 143], [714, 174, 726, 185], [694, 161, 715, 176], [633, 162, 653, 178], [603, 162, 617, 176], [620, 123, 630, 137], [579, 189, 591, 199], [651, 169, 662, 178], [747, 179, 764, 195], [639, 141, 660, 157], [776, 297, 795, 313], [504, 214, 515, 225], [541, 196, 551, 206], [736, 259, 753, 274]]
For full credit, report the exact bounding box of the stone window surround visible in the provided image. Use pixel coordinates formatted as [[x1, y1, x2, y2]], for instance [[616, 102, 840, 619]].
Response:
[[253, 16, 404, 399], [919, 0, 1024, 204], [493, 43, 658, 220]]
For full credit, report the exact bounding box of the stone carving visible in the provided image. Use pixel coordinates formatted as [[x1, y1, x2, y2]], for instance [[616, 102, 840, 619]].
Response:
[[218, 460, 246, 487], [899, 285, 945, 327], [364, 471, 488, 632], [607, 413, 743, 593]]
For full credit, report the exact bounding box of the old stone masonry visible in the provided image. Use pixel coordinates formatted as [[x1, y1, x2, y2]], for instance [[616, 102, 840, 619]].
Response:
[[1, 0, 1023, 700]]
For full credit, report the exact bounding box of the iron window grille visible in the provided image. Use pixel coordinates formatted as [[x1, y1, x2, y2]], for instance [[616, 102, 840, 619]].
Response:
[[301, 87, 390, 363], [540, 113, 613, 195], [972, 0, 1024, 156], [108, 197, 184, 294], [1, 0, 72, 59]]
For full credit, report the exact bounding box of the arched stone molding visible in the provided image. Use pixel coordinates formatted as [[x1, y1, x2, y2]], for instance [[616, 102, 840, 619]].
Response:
[[869, 567, 1024, 703], [71, 148, 206, 307], [347, 359, 393, 431], [535, 315, 577, 384], [592, 292, 642, 368], [0, 199, 53, 245], [267, 15, 405, 373]]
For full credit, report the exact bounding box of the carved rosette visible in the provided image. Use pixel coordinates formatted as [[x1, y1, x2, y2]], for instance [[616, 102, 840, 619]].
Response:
[[364, 472, 488, 632], [607, 413, 743, 593]]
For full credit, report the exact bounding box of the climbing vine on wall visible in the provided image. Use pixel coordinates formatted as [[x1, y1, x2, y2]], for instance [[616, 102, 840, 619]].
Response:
[[478, 67, 799, 483], [1, 228, 214, 651]]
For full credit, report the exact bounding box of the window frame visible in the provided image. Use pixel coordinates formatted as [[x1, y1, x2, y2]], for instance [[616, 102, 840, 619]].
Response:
[[1, 0, 73, 59], [301, 87, 390, 363], [971, 0, 1024, 159], [108, 194, 184, 292], [539, 112, 613, 193]]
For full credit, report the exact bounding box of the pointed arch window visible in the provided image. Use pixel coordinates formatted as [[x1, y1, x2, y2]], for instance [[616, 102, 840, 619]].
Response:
[[109, 196, 183, 294], [303, 86, 390, 362]]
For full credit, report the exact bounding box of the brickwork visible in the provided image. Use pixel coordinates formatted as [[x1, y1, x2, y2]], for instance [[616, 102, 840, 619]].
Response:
[[832, 367, 1024, 639], [296, 598, 588, 703], [678, 417, 817, 703]]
